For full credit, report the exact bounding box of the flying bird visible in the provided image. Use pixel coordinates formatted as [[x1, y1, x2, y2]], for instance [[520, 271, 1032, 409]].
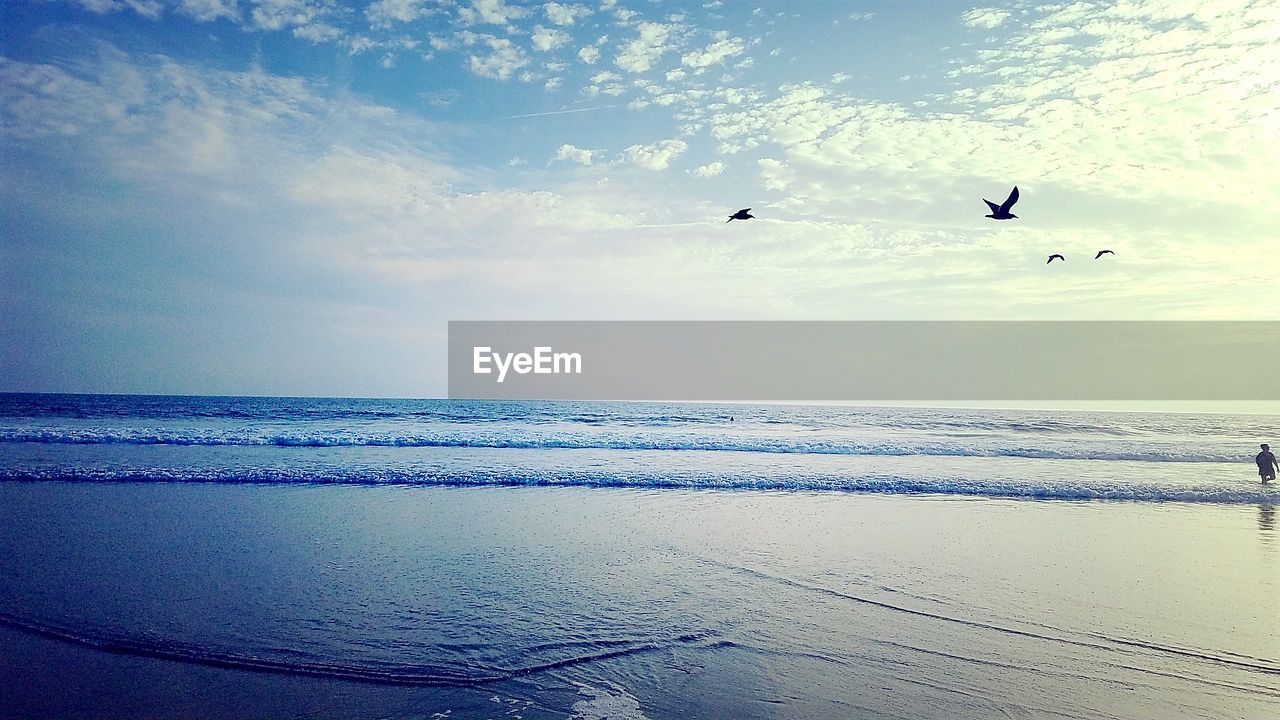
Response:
[[1047, 254, 1065, 263], [983, 186, 1020, 220], [727, 208, 755, 222], [1095, 250, 1114, 259]]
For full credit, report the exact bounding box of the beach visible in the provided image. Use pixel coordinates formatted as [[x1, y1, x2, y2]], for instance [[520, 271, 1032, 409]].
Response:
[[2, 484, 1278, 719], [1, 396, 1278, 719], [7, 0, 1280, 716]]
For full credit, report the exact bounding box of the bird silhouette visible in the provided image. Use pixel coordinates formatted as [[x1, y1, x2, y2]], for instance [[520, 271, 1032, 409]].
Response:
[[1047, 254, 1065, 263], [983, 186, 1019, 219], [727, 208, 754, 222], [1095, 250, 1114, 259]]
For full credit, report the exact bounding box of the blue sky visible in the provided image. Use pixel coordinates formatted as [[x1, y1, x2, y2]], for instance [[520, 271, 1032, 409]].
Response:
[[2, 0, 1278, 396]]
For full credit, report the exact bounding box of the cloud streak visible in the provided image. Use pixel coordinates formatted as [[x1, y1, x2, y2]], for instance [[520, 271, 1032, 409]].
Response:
[[502, 104, 618, 119]]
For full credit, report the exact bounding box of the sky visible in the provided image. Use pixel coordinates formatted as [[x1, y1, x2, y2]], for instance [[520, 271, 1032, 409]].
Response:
[[2, 0, 1278, 397]]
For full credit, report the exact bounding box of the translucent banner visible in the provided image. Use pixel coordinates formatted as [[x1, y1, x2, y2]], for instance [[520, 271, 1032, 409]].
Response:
[[447, 321, 1280, 401]]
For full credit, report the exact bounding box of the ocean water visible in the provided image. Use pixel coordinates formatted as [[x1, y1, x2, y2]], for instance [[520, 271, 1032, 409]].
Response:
[[1, 394, 1278, 719], [1, 393, 1278, 502]]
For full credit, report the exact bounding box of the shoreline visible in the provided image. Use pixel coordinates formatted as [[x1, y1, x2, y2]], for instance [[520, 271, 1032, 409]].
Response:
[[2, 482, 1276, 719]]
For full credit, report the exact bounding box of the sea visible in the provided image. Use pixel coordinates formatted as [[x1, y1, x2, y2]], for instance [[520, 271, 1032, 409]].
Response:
[[1, 393, 1277, 501], [1, 394, 1277, 719]]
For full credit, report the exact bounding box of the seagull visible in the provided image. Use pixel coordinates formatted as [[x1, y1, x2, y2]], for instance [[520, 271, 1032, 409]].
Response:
[[1095, 250, 1114, 259], [1047, 254, 1065, 263], [727, 208, 754, 222], [983, 186, 1020, 220]]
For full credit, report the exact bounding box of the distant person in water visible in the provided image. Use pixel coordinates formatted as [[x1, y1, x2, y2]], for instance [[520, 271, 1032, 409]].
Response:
[[1257, 444, 1277, 484]]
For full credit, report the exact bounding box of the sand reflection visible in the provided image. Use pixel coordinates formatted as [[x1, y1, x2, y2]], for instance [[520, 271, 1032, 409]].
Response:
[[1259, 503, 1275, 546]]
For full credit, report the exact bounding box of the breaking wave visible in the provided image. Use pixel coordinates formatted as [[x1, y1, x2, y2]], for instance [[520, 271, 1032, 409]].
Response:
[[0, 426, 1245, 463], [2, 465, 1276, 504]]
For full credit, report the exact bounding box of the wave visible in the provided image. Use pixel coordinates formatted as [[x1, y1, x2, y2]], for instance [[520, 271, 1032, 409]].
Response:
[[6, 395, 1274, 436], [0, 426, 1245, 463], [0, 609, 723, 688], [0, 396, 736, 426], [3, 465, 1276, 504], [699, 560, 1280, 678]]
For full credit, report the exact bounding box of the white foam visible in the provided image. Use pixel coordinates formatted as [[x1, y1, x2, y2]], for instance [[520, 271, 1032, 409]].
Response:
[[569, 683, 651, 720]]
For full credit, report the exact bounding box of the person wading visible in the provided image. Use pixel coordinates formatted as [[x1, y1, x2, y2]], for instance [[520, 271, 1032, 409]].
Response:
[[1256, 444, 1277, 484]]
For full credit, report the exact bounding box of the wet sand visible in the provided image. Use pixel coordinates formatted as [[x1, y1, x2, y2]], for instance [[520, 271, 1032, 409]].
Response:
[[1, 481, 1277, 719]]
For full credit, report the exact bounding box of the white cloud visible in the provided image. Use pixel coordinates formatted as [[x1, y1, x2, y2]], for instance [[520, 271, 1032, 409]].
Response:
[[458, 32, 529, 80], [247, 0, 340, 39], [756, 157, 792, 191], [586, 72, 624, 96], [545, 77, 562, 90], [650, 92, 678, 106], [946, 0, 1280, 213], [77, 0, 164, 19], [459, 0, 527, 26], [681, 37, 745, 70], [578, 46, 600, 64], [831, 72, 850, 84], [691, 161, 725, 177], [10, 0, 1280, 381], [616, 22, 679, 73], [0, 49, 352, 185], [0, 58, 128, 139], [366, 0, 428, 28], [961, 7, 1011, 30], [8, 50, 777, 391], [294, 22, 342, 43], [544, 2, 591, 25], [177, 0, 239, 22], [624, 138, 688, 170], [671, 0, 1280, 266], [554, 144, 595, 165], [531, 25, 570, 51]]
